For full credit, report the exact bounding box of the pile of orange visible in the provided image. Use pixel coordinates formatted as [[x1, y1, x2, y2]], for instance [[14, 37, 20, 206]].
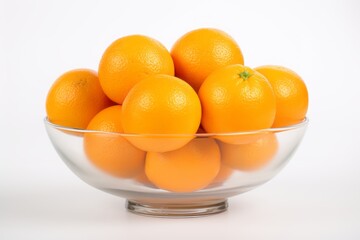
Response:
[[46, 28, 308, 193]]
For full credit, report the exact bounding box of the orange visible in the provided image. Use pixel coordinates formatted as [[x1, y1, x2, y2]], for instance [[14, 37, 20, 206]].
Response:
[[145, 138, 221, 193], [198, 127, 234, 187], [46, 69, 113, 129], [198, 64, 276, 143], [211, 163, 233, 186], [255, 65, 308, 127], [198, 130, 233, 187], [133, 171, 156, 188], [220, 133, 278, 171], [122, 74, 202, 152], [98, 35, 174, 104], [84, 105, 146, 178], [171, 28, 244, 91]]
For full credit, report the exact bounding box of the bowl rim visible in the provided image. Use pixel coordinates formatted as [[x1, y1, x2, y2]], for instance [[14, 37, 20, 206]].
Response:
[[44, 117, 309, 137]]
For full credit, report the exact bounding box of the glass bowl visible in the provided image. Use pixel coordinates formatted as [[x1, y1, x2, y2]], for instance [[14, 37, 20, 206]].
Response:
[[44, 118, 308, 217]]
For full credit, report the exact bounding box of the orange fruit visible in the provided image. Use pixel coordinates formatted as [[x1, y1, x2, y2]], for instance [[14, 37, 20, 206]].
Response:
[[220, 133, 278, 171], [145, 138, 221, 193], [198, 64, 276, 143], [198, 130, 233, 187], [255, 65, 309, 127], [46, 69, 113, 129], [197, 129, 234, 186], [133, 171, 156, 188], [84, 105, 146, 178], [211, 163, 233, 186], [171, 28, 244, 91], [98, 35, 174, 104], [122, 74, 202, 152]]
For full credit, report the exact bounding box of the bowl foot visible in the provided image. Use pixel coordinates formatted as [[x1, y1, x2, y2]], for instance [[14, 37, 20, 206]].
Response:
[[126, 199, 228, 218]]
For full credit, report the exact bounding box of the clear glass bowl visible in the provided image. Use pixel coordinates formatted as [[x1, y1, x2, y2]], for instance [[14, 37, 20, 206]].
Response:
[[44, 118, 308, 217]]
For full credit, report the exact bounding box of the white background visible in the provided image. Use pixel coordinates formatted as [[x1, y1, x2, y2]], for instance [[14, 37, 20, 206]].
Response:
[[1, 0, 360, 239]]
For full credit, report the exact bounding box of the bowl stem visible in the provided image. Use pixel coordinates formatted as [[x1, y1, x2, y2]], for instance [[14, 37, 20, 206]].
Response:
[[126, 199, 228, 218]]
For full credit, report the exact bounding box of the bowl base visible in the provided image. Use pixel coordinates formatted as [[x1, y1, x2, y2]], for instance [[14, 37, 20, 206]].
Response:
[[126, 199, 228, 218]]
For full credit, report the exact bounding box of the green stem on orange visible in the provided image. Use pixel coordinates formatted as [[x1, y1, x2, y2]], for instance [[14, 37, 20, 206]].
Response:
[[238, 70, 252, 80]]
